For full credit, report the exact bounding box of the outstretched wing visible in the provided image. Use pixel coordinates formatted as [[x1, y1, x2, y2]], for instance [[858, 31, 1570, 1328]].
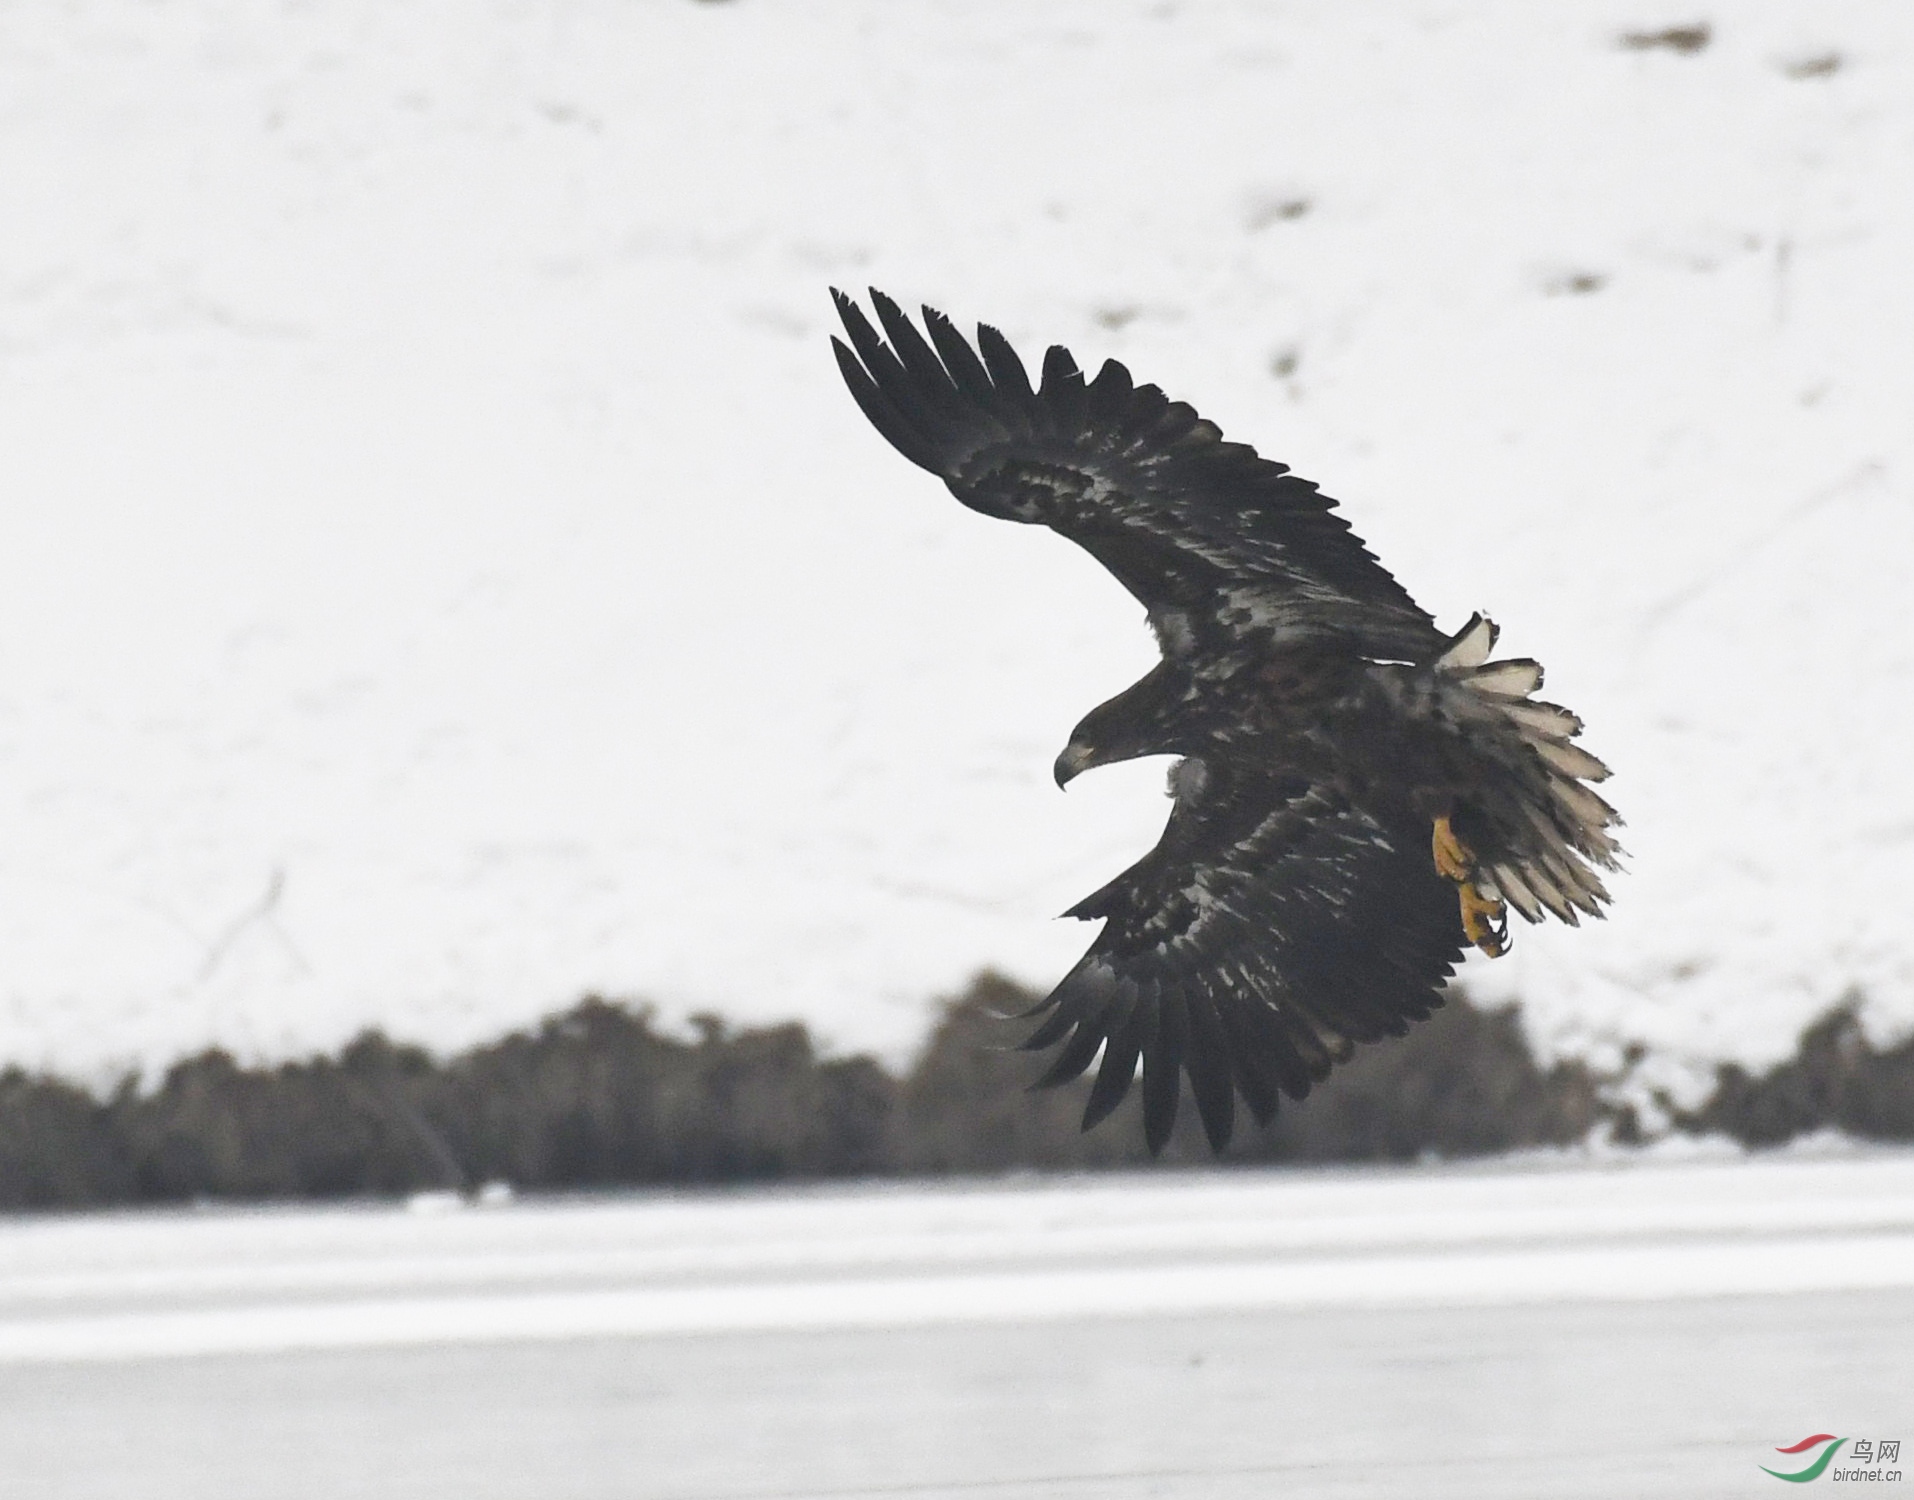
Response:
[[832, 288, 1443, 661], [1024, 760, 1467, 1153]]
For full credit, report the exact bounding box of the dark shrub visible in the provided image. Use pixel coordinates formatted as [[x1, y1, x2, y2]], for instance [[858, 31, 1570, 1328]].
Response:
[[435, 1000, 897, 1187], [0, 1069, 133, 1208], [1676, 1001, 1914, 1146], [1245, 996, 1607, 1162], [114, 1037, 459, 1201], [898, 973, 1607, 1167], [896, 972, 1204, 1172], [1, 979, 1908, 1210]]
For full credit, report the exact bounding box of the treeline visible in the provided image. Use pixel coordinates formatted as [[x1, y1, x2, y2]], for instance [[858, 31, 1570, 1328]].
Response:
[[0, 976, 1909, 1210]]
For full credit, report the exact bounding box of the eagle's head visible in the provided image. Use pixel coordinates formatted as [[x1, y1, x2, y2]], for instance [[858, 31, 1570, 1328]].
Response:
[[1053, 662, 1192, 788], [1052, 735, 1104, 788]]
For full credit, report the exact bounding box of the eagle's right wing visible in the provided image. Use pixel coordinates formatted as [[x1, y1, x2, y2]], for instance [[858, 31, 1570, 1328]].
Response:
[[1026, 761, 1466, 1153], [832, 289, 1443, 663]]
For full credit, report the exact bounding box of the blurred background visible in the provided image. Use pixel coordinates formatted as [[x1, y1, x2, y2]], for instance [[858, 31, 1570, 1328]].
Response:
[[0, 1, 1911, 1495]]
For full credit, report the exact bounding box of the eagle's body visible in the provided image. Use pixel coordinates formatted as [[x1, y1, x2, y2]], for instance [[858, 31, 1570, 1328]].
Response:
[[832, 290, 1621, 1153]]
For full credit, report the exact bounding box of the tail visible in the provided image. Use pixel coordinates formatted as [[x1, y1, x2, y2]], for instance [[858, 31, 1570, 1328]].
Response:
[[1436, 613, 1623, 928]]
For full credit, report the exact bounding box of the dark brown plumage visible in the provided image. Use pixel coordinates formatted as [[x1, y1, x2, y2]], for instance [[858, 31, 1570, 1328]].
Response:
[[832, 289, 1621, 1153]]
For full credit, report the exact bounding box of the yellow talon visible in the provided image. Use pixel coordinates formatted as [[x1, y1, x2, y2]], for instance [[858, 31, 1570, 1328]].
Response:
[[1458, 880, 1508, 958], [1434, 812, 1509, 957], [1432, 813, 1472, 883]]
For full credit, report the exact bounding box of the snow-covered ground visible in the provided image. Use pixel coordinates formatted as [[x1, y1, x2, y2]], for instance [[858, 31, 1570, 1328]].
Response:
[[1, 1145, 1910, 1362], [2, 1152, 1911, 1496], [0, 0, 1909, 1081]]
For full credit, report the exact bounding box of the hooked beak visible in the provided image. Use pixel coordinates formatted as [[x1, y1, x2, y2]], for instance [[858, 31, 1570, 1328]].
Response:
[[1053, 741, 1097, 789]]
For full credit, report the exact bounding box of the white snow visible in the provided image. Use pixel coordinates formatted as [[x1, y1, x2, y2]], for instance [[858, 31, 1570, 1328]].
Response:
[[0, 0, 1910, 1079], [1, 1149, 1911, 1361]]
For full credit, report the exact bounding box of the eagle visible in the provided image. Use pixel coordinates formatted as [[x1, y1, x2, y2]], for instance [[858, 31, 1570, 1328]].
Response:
[[831, 289, 1620, 1154]]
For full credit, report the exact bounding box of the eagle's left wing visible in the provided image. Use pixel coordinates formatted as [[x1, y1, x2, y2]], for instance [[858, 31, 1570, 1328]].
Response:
[[832, 289, 1443, 663], [1026, 760, 1467, 1153]]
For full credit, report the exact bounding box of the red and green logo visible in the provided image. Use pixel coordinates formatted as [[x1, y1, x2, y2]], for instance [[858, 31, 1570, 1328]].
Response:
[[1763, 1435, 1845, 1483]]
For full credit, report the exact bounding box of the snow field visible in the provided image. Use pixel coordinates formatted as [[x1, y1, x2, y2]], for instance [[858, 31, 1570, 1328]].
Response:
[[0, 1147, 1910, 1362], [0, 0, 1908, 1082]]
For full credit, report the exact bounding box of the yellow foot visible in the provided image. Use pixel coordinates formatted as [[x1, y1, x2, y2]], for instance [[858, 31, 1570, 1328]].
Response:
[[1434, 813, 1509, 957], [1458, 880, 1509, 958], [1431, 813, 1472, 883]]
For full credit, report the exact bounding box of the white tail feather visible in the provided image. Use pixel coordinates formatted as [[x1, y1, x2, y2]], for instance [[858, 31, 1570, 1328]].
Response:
[[1552, 776, 1618, 836], [1438, 613, 1498, 670], [1491, 862, 1545, 924], [1535, 739, 1611, 781], [1543, 843, 1607, 913], [1435, 613, 1622, 938], [1516, 859, 1577, 923], [1468, 659, 1543, 697], [1517, 800, 1606, 913], [1505, 700, 1583, 740]]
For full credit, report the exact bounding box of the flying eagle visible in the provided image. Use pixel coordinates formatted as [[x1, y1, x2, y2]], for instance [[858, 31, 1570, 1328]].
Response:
[[831, 289, 1620, 1154]]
